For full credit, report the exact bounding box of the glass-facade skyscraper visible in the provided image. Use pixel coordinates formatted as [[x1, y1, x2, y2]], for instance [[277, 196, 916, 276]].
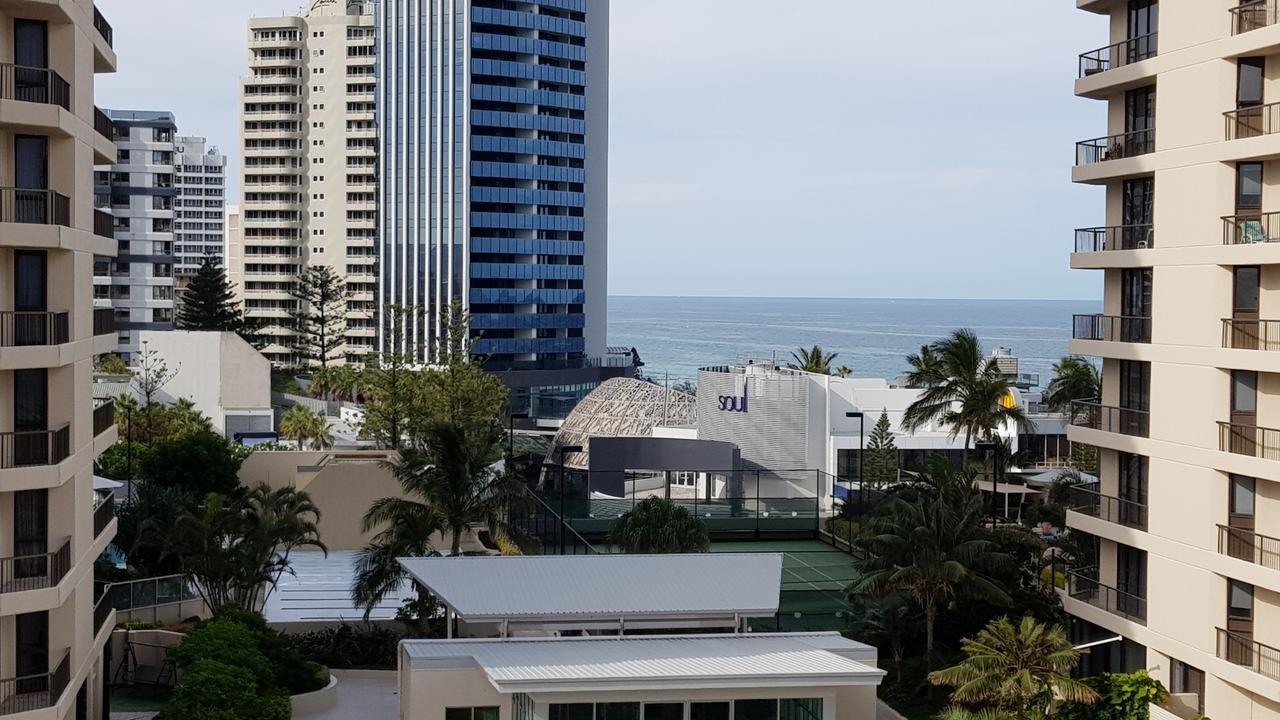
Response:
[[377, 0, 609, 364]]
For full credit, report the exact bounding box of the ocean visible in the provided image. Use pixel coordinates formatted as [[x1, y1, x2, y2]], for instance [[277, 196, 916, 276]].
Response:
[[607, 296, 1102, 386]]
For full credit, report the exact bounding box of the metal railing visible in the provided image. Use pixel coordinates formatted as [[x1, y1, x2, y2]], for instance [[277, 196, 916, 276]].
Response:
[[93, 594, 113, 635], [1231, 0, 1277, 34], [0, 649, 69, 715], [93, 307, 115, 336], [93, 401, 115, 437], [94, 208, 113, 239], [1224, 212, 1280, 245], [1068, 485, 1148, 530], [1222, 319, 1280, 351], [1225, 101, 1280, 140], [1219, 421, 1280, 460], [1219, 525, 1280, 570], [1218, 628, 1280, 680], [0, 188, 70, 226], [93, 106, 112, 140], [1075, 224, 1154, 252], [0, 311, 68, 347], [0, 425, 70, 469], [0, 63, 69, 110], [0, 538, 71, 594], [99, 574, 201, 614], [1076, 128, 1155, 166], [1066, 569, 1147, 623], [93, 494, 114, 538], [1073, 314, 1151, 343], [93, 5, 113, 47], [1071, 401, 1150, 438], [1078, 32, 1158, 78]]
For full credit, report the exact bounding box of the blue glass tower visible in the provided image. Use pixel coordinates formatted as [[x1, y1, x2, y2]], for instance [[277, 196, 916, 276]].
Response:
[[378, 0, 609, 364]]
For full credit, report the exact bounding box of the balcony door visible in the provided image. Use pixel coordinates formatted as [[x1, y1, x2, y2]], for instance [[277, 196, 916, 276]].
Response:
[[1118, 360, 1150, 435], [1127, 0, 1157, 62], [1121, 269, 1152, 341], [1226, 475, 1261, 564], [1231, 266, 1262, 349], [13, 488, 47, 581], [1125, 86, 1155, 152], [13, 19, 47, 104], [1116, 544, 1147, 618], [1226, 579, 1256, 665], [14, 611, 49, 694], [1170, 660, 1205, 716], [1118, 452, 1148, 527], [1121, 178, 1153, 249], [1237, 162, 1267, 243], [13, 367, 47, 465], [14, 134, 48, 224], [13, 250, 47, 346]]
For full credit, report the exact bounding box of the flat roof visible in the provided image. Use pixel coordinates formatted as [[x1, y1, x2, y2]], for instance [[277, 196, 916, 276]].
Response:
[[401, 632, 884, 692], [397, 554, 782, 621]]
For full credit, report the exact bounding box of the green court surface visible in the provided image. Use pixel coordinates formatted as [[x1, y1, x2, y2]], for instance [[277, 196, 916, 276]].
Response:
[[711, 540, 858, 631]]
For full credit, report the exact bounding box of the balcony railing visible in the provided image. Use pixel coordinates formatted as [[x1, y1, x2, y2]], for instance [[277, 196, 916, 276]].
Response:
[[1076, 128, 1155, 166], [93, 307, 115, 336], [1218, 628, 1280, 681], [93, 401, 115, 437], [0, 63, 70, 110], [1231, 0, 1277, 35], [1075, 224, 1154, 252], [1224, 212, 1280, 245], [1219, 525, 1280, 570], [94, 209, 113, 239], [92, 5, 113, 48], [93, 493, 114, 538], [0, 311, 69, 347], [1225, 101, 1280, 141], [1073, 314, 1152, 343], [0, 650, 69, 716], [93, 593, 112, 635], [0, 538, 70, 594], [1220, 422, 1280, 460], [0, 188, 70, 226], [1070, 401, 1150, 438], [93, 106, 112, 140], [0, 425, 70, 469], [1078, 33, 1158, 78], [1068, 485, 1149, 530], [1222, 319, 1280, 350], [1066, 569, 1147, 623]]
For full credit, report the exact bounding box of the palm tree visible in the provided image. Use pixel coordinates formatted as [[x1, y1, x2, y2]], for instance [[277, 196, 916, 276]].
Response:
[[935, 709, 1017, 720], [607, 497, 711, 553], [1044, 355, 1100, 419], [901, 329, 1030, 465], [929, 616, 1098, 718], [279, 405, 326, 450], [848, 457, 1013, 665], [352, 419, 519, 611], [788, 345, 838, 374]]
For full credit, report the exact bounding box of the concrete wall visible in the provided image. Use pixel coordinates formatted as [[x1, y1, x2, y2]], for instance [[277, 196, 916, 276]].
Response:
[[136, 330, 271, 435]]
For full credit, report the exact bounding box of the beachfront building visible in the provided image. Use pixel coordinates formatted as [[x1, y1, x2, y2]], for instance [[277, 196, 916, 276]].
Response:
[[172, 135, 226, 283], [1064, 1, 1280, 716], [0, 1, 121, 717]]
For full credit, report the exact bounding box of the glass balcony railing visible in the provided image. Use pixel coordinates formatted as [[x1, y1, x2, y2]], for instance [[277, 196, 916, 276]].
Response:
[[1070, 401, 1150, 438], [1219, 525, 1280, 570], [0, 312, 69, 347], [1072, 314, 1151, 343], [1078, 33, 1158, 78], [1067, 485, 1148, 530], [1075, 224, 1154, 252], [1218, 628, 1280, 681], [1066, 569, 1147, 624], [1230, 0, 1277, 35], [1222, 319, 1280, 350], [1076, 128, 1155, 166], [1219, 422, 1280, 460]]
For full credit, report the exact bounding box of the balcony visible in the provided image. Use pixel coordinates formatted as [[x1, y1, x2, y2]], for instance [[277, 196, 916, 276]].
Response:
[[0, 63, 70, 111], [0, 312, 68, 347], [1219, 421, 1280, 460], [1070, 401, 1150, 438], [0, 538, 70, 594], [1073, 314, 1151, 343], [93, 5, 113, 47], [0, 425, 70, 469], [1225, 101, 1280, 141], [1218, 628, 1280, 681], [0, 650, 69, 716], [1224, 212, 1280, 245], [1078, 33, 1158, 78], [1231, 0, 1277, 35], [0, 188, 70, 227], [1222, 319, 1280, 350], [93, 307, 115, 336], [93, 106, 113, 140], [1219, 525, 1280, 570], [1068, 485, 1148, 530], [93, 401, 115, 437], [1066, 569, 1147, 623], [94, 209, 113, 240], [1076, 129, 1154, 166], [93, 593, 112, 635], [1075, 224, 1154, 252], [93, 493, 114, 538]]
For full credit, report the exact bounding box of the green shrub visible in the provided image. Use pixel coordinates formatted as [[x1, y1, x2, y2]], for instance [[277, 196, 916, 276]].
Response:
[[169, 620, 275, 691], [292, 623, 403, 670], [116, 620, 164, 631], [1057, 669, 1168, 720], [210, 608, 327, 694], [159, 660, 289, 720]]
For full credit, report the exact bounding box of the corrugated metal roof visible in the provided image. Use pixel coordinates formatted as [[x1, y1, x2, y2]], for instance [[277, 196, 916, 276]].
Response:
[[402, 633, 884, 691], [397, 554, 782, 620]]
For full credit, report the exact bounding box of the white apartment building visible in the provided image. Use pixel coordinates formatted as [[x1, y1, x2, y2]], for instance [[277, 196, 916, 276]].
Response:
[[230, 0, 376, 368], [172, 135, 226, 282], [92, 110, 177, 364]]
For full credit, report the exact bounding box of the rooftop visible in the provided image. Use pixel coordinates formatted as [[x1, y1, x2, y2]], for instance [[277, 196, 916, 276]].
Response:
[[397, 553, 783, 621], [401, 632, 884, 692]]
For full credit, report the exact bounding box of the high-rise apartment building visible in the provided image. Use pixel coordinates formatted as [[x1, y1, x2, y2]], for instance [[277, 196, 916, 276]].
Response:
[[92, 110, 177, 363], [1065, 2, 1280, 717], [230, 0, 376, 367], [377, 0, 610, 364], [173, 136, 227, 281], [0, 1, 120, 718]]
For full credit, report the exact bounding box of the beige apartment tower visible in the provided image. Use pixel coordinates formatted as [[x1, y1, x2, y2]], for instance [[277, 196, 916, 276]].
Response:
[[0, 1, 120, 718], [231, 0, 376, 367], [1066, 1, 1280, 717]]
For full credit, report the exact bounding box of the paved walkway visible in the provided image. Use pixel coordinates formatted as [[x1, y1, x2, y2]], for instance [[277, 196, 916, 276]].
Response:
[[295, 673, 398, 720], [110, 713, 156, 720]]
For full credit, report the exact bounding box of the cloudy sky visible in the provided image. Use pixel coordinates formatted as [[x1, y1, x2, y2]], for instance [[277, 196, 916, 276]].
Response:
[[95, 0, 1104, 300]]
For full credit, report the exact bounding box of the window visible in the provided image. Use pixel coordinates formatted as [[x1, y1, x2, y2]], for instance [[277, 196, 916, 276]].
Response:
[[598, 705, 639, 720], [1234, 266, 1261, 313], [446, 710, 498, 720], [1230, 475, 1256, 517], [689, 705, 728, 720], [643, 706, 682, 720], [1239, 57, 1265, 108], [734, 701, 777, 720], [778, 700, 822, 720], [1237, 162, 1263, 211], [1232, 370, 1258, 415], [1170, 660, 1205, 714], [1228, 579, 1254, 620], [549, 706, 593, 720]]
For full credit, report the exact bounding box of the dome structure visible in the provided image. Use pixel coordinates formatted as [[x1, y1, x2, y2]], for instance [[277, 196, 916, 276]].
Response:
[[546, 378, 697, 471]]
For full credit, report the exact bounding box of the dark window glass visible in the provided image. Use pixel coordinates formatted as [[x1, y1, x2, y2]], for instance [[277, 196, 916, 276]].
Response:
[[778, 700, 822, 720], [474, 708, 499, 720], [14, 368, 47, 431], [1121, 268, 1152, 318], [643, 705, 682, 720], [1128, 0, 1157, 39], [1233, 370, 1258, 415], [690, 704, 729, 720], [14, 250, 46, 311], [735, 701, 778, 720], [1119, 360, 1150, 412], [1122, 178, 1154, 226], [15, 134, 47, 190], [1238, 162, 1264, 210], [1235, 267, 1261, 312], [14, 489, 48, 559], [1171, 660, 1205, 714], [1125, 86, 1156, 133], [1239, 57, 1266, 107], [15, 611, 49, 678], [1231, 475, 1257, 517], [1229, 580, 1255, 620], [599, 705, 641, 720], [1118, 453, 1148, 505], [13, 19, 47, 67], [1116, 544, 1147, 598], [550, 706, 594, 720]]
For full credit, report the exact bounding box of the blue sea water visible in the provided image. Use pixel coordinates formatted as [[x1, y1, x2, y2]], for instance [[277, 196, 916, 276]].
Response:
[[607, 296, 1102, 385]]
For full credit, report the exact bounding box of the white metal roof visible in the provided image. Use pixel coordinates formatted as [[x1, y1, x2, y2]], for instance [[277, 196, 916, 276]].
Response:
[[397, 554, 782, 621], [401, 632, 884, 692]]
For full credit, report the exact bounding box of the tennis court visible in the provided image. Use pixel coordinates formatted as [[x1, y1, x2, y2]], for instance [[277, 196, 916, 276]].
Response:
[[711, 539, 859, 631]]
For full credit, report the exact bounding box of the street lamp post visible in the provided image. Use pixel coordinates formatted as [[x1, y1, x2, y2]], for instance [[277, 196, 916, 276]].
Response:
[[975, 440, 1000, 526], [845, 411, 864, 510], [556, 444, 583, 554]]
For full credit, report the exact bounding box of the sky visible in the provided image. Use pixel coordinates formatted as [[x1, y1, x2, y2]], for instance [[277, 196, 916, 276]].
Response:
[[95, 0, 1105, 301]]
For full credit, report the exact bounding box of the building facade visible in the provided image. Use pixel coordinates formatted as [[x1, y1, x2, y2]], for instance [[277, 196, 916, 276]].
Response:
[[1065, 2, 1280, 717], [172, 136, 226, 282], [92, 110, 177, 364], [377, 0, 610, 364], [0, 1, 121, 718], [231, 0, 376, 367]]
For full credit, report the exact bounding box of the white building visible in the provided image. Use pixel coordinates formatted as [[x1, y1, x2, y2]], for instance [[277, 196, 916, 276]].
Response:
[[173, 135, 226, 280]]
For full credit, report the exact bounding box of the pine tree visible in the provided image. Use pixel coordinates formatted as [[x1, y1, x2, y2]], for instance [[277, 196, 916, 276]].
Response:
[[288, 265, 352, 369], [177, 256, 243, 332], [863, 410, 900, 489]]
